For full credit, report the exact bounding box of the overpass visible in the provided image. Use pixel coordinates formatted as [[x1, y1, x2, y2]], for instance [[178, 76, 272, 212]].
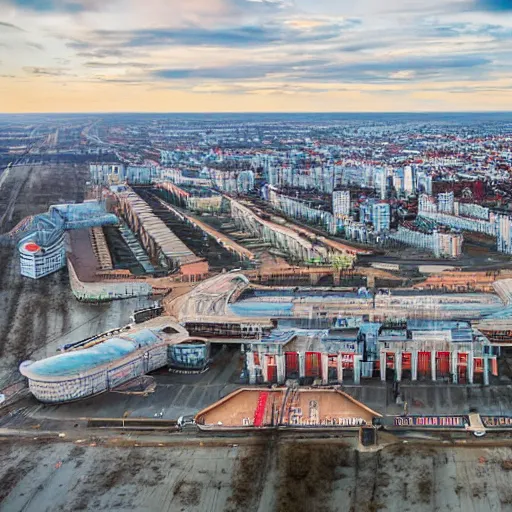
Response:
[[0, 200, 118, 247], [164, 272, 274, 340], [166, 272, 251, 321]]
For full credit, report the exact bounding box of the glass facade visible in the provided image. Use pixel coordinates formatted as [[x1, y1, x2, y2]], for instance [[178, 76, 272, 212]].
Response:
[[168, 342, 210, 371]]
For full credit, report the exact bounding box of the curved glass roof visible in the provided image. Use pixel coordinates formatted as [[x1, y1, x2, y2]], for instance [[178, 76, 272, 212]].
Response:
[[25, 329, 162, 378], [129, 329, 160, 347]]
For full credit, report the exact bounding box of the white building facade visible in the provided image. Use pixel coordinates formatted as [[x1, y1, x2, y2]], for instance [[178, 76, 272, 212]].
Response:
[[332, 190, 350, 218], [18, 233, 66, 279]]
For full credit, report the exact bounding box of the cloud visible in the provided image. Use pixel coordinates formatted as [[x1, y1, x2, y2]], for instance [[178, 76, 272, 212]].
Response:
[[22, 66, 71, 76], [88, 18, 360, 49], [84, 61, 152, 68], [0, 21, 24, 31], [155, 66, 270, 80], [153, 58, 328, 81], [443, 85, 512, 93], [96, 26, 281, 48], [26, 41, 45, 51], [9, 0, 86, 13], [151, 54, 492, 86], [339, 42, 389, 52], [430, 21, 512, 39], [90, 75, 145, 84], [65, 40, 91, 50], [244, 0, 291, 5], [191, 83, 335, 95], [76, 48, 128, 58], [2, 0, 512, 111], [298, 55, 492, 83], [473, 0, 512, 10]]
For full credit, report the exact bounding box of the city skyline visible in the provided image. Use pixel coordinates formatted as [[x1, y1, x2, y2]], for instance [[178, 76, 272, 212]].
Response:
[[1, 0, 512, 112]]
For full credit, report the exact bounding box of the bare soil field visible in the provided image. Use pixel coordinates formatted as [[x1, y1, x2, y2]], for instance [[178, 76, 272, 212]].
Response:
[[0, 164, 88, 232], [0, 258, 150, 387], [1, 439, 512, 512], [0, 164, 149, 387]]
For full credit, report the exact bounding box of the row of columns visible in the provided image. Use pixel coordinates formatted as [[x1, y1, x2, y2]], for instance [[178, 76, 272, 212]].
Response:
[[247, 349, 495, 386], [380, 349, 493, 385], [247, 351, 362, 385]]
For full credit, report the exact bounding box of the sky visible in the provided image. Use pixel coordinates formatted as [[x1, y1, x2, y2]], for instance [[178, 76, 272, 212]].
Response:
[[0, 0, 511, 112]]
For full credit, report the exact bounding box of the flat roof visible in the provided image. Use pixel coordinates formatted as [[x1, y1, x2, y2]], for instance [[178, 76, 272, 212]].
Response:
[[67, 229, 100, 282], [21, 329, 162, 378]]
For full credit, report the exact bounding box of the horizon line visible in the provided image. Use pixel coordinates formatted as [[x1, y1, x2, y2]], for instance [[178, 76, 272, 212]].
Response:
[[1, 110, 512, 115]]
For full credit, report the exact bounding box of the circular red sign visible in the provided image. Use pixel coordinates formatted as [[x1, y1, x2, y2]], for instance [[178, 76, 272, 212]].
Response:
[[24, 243, 41, 253]]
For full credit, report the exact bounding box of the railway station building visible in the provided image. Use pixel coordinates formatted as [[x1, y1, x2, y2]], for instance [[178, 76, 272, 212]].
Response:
[[245, 320, 498, 386]]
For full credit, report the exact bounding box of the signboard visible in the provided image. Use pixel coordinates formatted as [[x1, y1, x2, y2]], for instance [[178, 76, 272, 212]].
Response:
[[341, 353, 354, 369], [392, 415, 469, 428], [481, 416, 512, 428], [338, 343, 356, 352]]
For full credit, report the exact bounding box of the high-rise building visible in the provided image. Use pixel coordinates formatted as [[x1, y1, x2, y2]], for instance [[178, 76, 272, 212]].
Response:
[[261, 184, 270, 201], [434, 231, 463, 258], [160, 150, 174, 165], [418, 194, 437, 214], [363, 165, 373, 188], [372, 203, 390, 233], [90, 164, 125, 184], [161, 168, 182, 183], [374, 167, 387, 199], [416, 171, 433, 195], [403, 166, 414, 194], [236, 170, 255, 194], [392, 171, 403, 193], [437, 192, 454, 214], [497, 214, 512, 254], [458, 202, 490, 221], [332, 190, 350, 218], [126, 166, 153, 185], [267, 165, 278, 186], [360, 199, 375, 224]]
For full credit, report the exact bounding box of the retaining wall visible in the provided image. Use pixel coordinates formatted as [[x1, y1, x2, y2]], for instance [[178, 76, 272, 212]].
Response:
[[67, 258, 153, 302]]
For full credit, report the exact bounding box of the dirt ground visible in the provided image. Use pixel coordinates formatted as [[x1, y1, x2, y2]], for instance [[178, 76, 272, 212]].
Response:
[[0, 256, 151, 387], [0, 164, 151, 387], [0, 164, 89, 232], [1, 439, 512, 512]]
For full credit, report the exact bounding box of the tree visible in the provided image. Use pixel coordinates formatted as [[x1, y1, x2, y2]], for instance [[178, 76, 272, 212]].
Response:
[[331, 254, 354, 272]]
